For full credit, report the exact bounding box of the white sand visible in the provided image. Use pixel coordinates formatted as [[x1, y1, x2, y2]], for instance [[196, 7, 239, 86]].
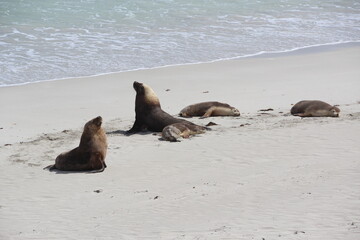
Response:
[[0, 47, 359, 239]]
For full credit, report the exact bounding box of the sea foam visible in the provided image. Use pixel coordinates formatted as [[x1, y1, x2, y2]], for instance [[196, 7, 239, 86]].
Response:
[[0, 0, 359, 86]]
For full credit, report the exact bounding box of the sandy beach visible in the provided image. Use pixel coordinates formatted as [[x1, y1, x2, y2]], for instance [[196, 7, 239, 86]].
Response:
[[0, 46, 359, 239]]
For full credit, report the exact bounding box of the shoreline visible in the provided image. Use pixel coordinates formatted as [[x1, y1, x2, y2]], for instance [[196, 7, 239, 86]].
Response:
[[1, 40, 360, 88], [0, 45, 359, 146]]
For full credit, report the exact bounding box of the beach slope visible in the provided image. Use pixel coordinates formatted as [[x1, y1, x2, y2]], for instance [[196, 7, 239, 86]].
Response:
[[0, 46, 359, 239]]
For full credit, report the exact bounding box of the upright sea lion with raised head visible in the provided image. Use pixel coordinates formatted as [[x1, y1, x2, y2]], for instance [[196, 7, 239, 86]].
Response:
[[179, 101, 240, 118], [127, 81, 197, 134], [162, 122, 207, 142], [290, 100, 340, 117], [44, 116, 108, 173]]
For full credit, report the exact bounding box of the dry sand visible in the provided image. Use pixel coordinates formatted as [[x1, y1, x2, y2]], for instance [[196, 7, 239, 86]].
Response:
[[0, 46, 359, 239]]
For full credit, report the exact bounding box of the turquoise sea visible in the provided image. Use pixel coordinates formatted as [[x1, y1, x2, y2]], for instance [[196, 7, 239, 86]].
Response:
[[0, 0, 360, 86]]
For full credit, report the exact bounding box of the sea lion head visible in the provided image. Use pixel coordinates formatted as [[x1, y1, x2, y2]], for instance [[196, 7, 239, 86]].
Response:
[[231, 107, 241, 116], [133, 81, 160, 106], [330, 106, 340, 117], [162, 125, 182, 142], [84, 116, 103, 132]]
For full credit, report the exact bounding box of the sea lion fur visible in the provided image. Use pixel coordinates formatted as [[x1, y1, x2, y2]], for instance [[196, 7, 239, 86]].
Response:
[[44, 116, 108, 173], [180, 101, 240, 118], [127, 81, 197, 134], [290, 100, 340, 117], [162, 123, 207, 142]]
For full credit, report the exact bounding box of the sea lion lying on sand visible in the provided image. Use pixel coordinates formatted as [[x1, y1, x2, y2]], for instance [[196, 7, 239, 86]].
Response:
[[180, 101, 240, 118], [291, 100, 340, 117], [162, 123, 208, 142], [127, 81, 199, 134], [44, 116, 107, 173]]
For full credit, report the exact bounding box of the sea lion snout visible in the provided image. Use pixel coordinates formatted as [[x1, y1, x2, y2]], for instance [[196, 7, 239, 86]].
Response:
[[133, 81, 146, 94], [93, 116, 103, 126], [232, 108, 241, 116], [133, 81, 142, 90], [331, 106, 340, 117]]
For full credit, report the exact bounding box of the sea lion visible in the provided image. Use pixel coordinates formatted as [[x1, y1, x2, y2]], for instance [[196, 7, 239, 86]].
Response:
[[161, 123, 207, 142], [179, 101, 240, 118], [45, 116, 108, 173], [127, 81, 197, 134], [290, 100, 340, 117]]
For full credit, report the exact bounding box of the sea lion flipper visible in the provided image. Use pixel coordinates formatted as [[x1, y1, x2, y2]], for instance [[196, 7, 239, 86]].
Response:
[[84, 153, 106, 174], [86, 166, 105, 174], [126, 119, 142, 135], [201, 106, 217, 118], [43, 164, 56, 171], [180, 131, 191, 139], [297, 113, 311, 117], [87, 160, 106, 174]]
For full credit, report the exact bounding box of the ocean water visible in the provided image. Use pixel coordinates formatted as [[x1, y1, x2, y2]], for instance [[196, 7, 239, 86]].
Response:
[[0, 0, 360, 86]]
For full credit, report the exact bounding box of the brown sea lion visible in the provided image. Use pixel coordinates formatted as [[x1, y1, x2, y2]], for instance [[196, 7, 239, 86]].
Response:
[[127, 81, 197, 134], [290, 100, 340, 117], [44, 116, 108, 173], [161, 123, 207, 142], [179, 101, 240, 118]]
